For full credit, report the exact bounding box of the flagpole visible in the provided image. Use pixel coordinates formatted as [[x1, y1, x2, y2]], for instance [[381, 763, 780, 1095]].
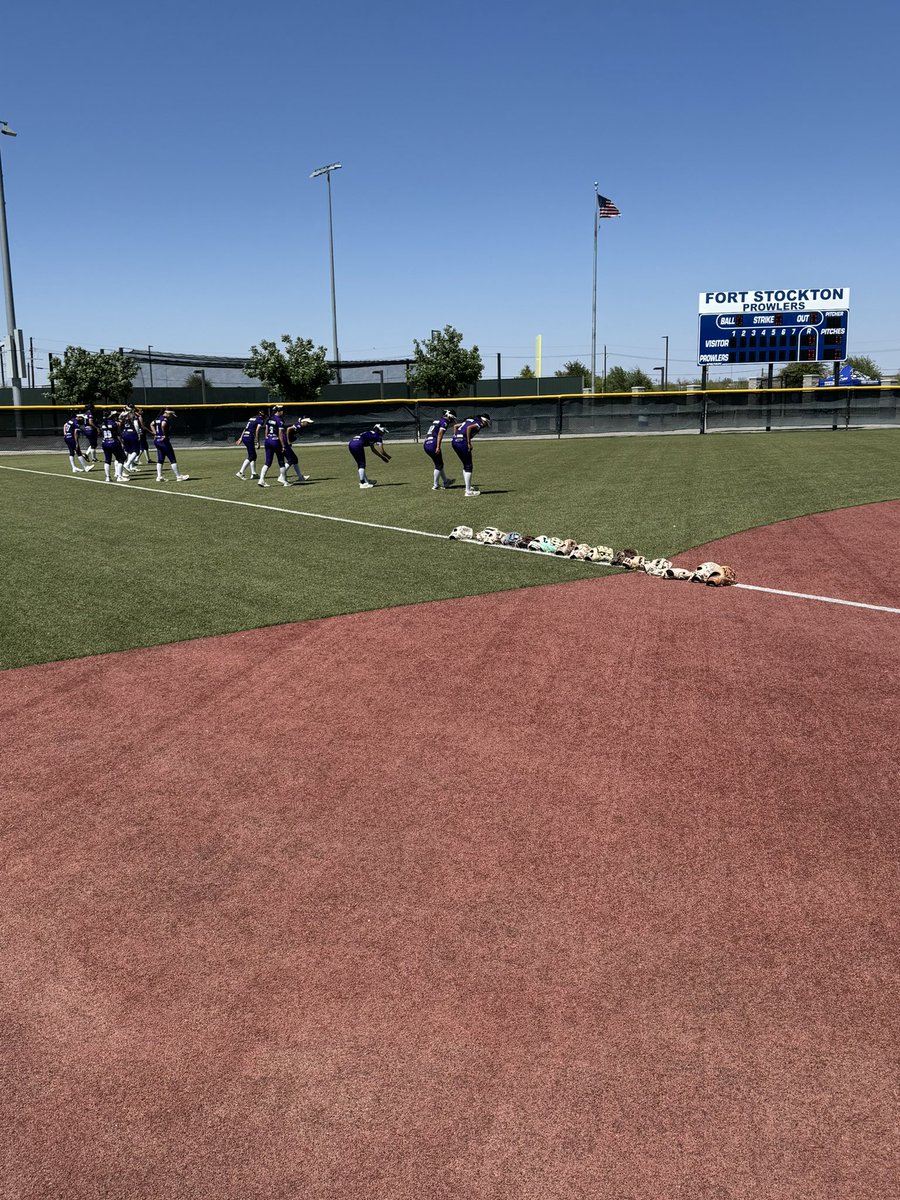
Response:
[[591, 182, 598, 393]]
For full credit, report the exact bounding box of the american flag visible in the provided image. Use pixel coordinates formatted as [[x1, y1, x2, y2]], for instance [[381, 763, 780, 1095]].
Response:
[[597, 194, 620, 218]]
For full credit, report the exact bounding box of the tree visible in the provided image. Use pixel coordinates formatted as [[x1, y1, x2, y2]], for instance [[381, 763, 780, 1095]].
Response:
[[555, 360, 591, 387], [602, 366, 654, 393], [46, 346, 139, 408], [182, 372, 214, 390], [518, 364, 535, 379], [406, 325, 483, 399], [244, 335, 333, 402], [844, 355, 881, 380], [779, 362, 823, 388]]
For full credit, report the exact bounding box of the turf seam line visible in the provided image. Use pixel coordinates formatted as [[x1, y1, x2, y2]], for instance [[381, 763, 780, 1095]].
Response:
[[5, 465, 900, 616]]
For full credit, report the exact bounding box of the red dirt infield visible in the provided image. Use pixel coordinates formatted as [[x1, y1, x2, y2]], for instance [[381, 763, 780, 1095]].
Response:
[[2, 501, 898, 1199]]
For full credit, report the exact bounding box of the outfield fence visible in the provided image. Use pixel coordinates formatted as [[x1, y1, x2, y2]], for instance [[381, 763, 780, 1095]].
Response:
[[2, 383, 899, 446]]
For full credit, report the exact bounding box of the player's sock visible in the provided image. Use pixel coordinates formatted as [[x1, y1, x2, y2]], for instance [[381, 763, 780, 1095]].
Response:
[[464, 470, 473, 491]]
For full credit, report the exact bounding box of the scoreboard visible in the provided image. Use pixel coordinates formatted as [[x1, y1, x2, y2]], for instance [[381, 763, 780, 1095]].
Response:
[[697, 287, 850, 366]]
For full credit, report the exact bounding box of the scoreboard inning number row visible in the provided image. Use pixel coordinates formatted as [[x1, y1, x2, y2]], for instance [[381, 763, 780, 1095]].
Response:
[[697, 287, 850, 366]]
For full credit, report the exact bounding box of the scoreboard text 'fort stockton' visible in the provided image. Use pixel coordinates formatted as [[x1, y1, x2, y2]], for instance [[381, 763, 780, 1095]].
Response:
[[697, 287, 849, 366]]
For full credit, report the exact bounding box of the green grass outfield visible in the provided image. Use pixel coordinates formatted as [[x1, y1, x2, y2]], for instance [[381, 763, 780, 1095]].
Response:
[[3, 429, 899, 670]]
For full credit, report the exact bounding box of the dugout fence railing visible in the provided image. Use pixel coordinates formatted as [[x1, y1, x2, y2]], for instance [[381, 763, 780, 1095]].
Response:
[[2, 383, 899, 446]]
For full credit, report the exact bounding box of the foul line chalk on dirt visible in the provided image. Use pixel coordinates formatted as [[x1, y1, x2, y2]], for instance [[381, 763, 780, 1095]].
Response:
[[735, 582, 900, 616], [4, 465, 900, 616]]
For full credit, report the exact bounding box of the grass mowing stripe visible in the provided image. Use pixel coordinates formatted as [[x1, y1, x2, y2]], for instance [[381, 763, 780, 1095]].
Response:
[[4, 431, 900, 668], [6, 464, 899, 621]]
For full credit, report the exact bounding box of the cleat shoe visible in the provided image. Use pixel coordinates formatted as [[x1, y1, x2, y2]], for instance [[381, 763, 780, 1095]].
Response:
[[236, 472, 245, 479], [84, 464, 94, 472], [444, 478, 455, 488], [432, 484, 440, 490], [258, 481, 269, 488], [359, 481, 375, 489], [464, 489, 480, 497], [177, 474, 190, 481]]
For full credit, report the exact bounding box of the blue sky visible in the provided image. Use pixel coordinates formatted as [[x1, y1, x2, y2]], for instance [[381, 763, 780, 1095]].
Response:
[[4, 0, 898, 386]]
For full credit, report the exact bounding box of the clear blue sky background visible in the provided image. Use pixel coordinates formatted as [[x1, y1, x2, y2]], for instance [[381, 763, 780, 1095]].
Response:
[[4, 0, 898, 385]]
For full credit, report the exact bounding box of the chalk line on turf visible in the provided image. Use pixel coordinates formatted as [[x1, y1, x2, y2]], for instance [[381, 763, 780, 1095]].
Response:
[[3, 464, 900, 617]]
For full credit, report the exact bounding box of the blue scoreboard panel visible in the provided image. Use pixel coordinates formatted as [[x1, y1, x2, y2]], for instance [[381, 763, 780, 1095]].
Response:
[[697, 309, 849, 366]]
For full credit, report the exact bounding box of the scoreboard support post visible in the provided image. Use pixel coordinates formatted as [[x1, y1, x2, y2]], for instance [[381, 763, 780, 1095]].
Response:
[[699, 365, 708, 434]]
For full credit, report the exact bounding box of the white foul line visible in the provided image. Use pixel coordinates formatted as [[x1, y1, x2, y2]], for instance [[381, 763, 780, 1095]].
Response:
[[4, 464, 900, 617], [735, 582, 900, 615]]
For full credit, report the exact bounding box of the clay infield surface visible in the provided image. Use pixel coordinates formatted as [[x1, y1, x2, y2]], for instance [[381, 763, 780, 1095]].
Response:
[[2, 501, 898, 1199]]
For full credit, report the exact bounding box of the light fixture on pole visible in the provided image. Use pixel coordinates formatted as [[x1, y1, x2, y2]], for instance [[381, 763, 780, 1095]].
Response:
[[661, 335, 669, 389], [310, 162, 343, 384], [0, 120, 23, 437], [372, 368, 384, 403]]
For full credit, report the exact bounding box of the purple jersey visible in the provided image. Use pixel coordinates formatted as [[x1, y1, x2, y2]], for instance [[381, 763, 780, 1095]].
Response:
[[63, 417, 79, 441], [264, 415, 284, 444], [451, 418, 484, 448], [424, 415, 452, 449], [101, 416, 120, 443], [350, 429, 383, 449], [241, 415, 263, 443], [152, 414, 172, 441]]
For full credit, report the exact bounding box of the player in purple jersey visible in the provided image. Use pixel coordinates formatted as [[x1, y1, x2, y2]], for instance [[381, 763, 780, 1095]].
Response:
[[423, 408, 457, 490], [284, 416, 314, 483], [258, 405, 290, 488], [62, 412, 93, 473], [100, 412, 129, 483], [134, 407, 152, 463], [348, 424, 390, 488], [151, 408, 190, 482], [235, 409, 265, 480], [120, 408, 142, 474], [451, 413, 490, 497], [78, 409, 98, 462]]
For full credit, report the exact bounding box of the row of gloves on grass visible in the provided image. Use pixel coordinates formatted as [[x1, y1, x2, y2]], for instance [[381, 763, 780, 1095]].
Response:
[[449, 526, 737, 586]]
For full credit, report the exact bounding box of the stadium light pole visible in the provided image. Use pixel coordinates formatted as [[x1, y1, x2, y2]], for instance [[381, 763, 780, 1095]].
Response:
[[147, 345, 154, 387], [0, 120, 23, 437], [372, 368, 384, 403], [310, 162, 342, 384], [653, 366, 664, 390], [661, 335, 669, 389]]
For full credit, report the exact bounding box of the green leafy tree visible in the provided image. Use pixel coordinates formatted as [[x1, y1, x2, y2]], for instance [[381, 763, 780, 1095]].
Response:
[[779, 362, 824, 387], [182, 372, 214, 390], [603, 366, 654, 394], [406, 325, 483, 399], [518, 364, 536, 379], [245, 335, 333, 402], [844, 355, 881, 380], [555, 360, 591, 387], [46, 346, 139, 407]]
